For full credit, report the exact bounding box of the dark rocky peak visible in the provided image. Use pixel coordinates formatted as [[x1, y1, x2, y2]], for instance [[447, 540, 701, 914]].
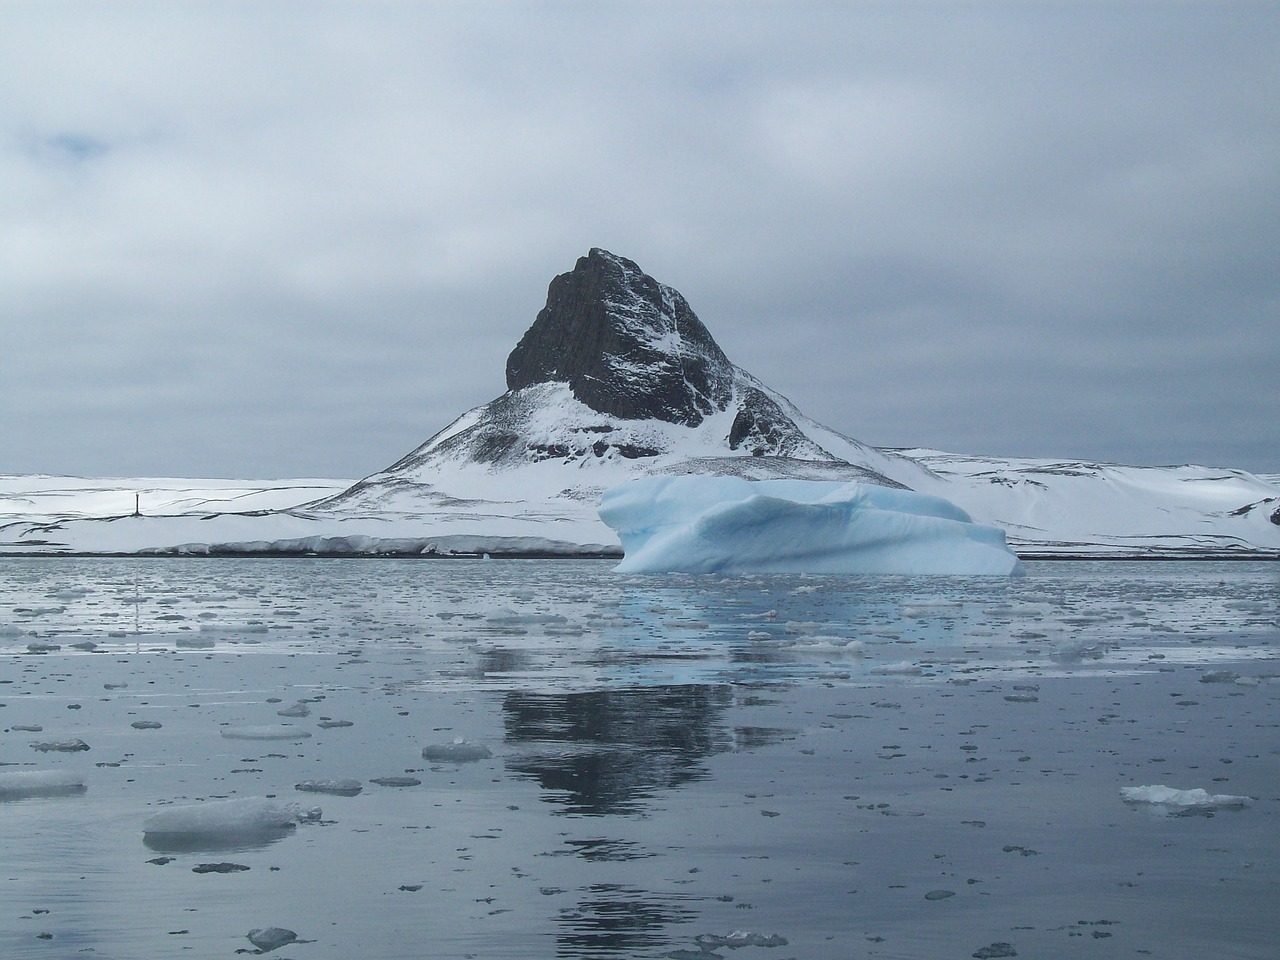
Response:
[[505, 248, 736, 425]]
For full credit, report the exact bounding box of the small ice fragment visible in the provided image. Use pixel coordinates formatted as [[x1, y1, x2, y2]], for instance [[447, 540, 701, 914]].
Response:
[[317, 720, 354, 728], [27, 642, 61, 653], [295, 779, 362, 796], [11, 724, 43, 732], [131, 720, 163, 730], [973, 944, 1017, 959], [193, 861, 250, 873], [276, 702, 310, 718], [1120, 784, 1251, 810], [870, 661, 923, 676], [421, 739, 493, 762], [220, 725, 312, 741], [247, 928, 298, 952], [0, 770, 87, 799], [31, 739, 90, 752], [694, 931, 789, 949], [370, 776, 422, 787], [1200, 671, 1241, 684], [925, 889, 956, 900]]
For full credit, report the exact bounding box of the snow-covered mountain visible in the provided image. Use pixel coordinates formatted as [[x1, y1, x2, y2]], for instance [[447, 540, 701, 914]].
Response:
[[2, 249, 1277, 557], [315, 248, 931, 515]]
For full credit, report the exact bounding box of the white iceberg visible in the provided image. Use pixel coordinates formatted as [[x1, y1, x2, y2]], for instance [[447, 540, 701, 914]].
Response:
[[1120, 784, 1252, 811], [599, 477, 1024, 575]]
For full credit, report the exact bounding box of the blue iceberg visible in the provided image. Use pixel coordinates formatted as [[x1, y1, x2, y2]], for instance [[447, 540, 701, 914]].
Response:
[[599, 476, 1024, 575]]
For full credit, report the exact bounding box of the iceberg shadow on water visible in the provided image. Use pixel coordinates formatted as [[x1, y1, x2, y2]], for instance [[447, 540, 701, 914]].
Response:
[[599, 476, 1024, 576]]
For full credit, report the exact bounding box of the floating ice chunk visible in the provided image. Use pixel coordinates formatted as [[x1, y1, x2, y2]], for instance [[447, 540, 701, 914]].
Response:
[[247, 927, 299, 952], [220, 725, 312, 741], [599, 477, 1024, 575], [694, 930, 789, 949], [1200, 670, 1241, 684], [143, 797, 318, 838], [901, 601, 964, 618], [421, 739, 493, 762], [1120, 784, 1252, 811], [0, 770, 87, 799], [295, 779, 362, 796], [31, 739, 90, 752], [870, 661, 924, 676], [789, 636, 864, 654]]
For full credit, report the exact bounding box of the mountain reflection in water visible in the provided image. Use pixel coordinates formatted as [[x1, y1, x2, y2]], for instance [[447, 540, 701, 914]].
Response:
[[503, 685, 733, 815]]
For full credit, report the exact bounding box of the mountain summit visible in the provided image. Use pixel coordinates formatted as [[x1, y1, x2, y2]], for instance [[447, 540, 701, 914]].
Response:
[[505, 248, 735, 426]]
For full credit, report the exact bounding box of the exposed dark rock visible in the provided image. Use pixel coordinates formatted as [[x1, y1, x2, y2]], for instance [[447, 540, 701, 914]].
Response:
[[505, 248, 735, 425], [728, 387, 821, 458]]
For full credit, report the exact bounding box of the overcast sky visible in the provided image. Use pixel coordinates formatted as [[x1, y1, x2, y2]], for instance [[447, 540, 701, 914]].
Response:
[[3, 2, 1277, 479]]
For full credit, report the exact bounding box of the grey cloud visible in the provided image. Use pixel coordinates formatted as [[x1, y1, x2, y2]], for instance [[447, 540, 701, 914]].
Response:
[[2, 2, 1276, 477]]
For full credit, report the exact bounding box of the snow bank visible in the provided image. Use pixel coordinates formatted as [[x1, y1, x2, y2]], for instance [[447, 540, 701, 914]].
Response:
[[143, 797, 317, 837], [599, 477, 1024, 575], [0, 770, 87, 799], [1121, 785, 1252, 811]]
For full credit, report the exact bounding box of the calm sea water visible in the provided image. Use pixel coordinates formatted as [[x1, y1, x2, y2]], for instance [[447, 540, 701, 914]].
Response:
[[2, 558, 1277, 959]]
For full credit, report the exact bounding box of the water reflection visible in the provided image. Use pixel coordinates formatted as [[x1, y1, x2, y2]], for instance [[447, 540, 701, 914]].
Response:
[[555, 884, 697, 958], [141, 827, 296, 854], [503, 685, 733, 815]]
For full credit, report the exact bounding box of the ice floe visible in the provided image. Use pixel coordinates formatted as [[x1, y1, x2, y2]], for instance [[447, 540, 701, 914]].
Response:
[[1121, 784, 1252, 811], [421, 738, 493, 762], [143, 797, 319, 839], [247, 927, 301, 952], [295, 778, 363, 796], [30, 738, 90, 752], [599, 476, 1024, 575], [220, 725, 312, 741]]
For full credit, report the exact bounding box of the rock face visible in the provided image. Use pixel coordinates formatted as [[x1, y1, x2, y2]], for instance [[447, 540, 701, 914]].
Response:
[[505, 248, 736, 426]]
